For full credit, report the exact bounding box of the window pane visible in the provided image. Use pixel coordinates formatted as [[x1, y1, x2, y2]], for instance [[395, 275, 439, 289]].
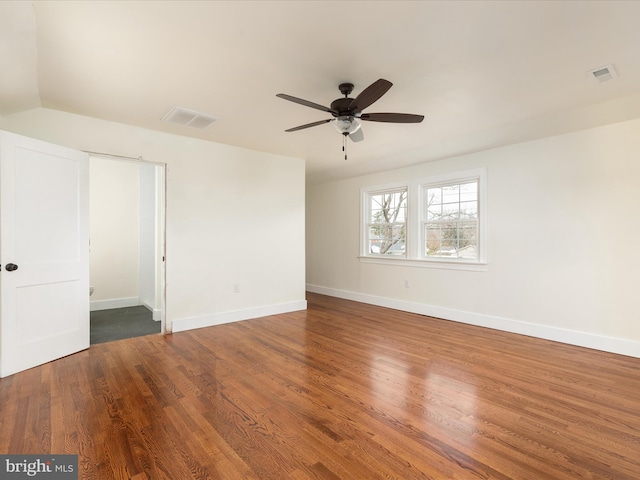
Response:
[[458, 223, 477, 243], [426, 239, 440, 256], [426, 187, 441, 206], [425, 223, 441, 238], [458, 241, 477, 259], [442, 185, 459, 203], [459, 201, 477, 219], [440, 222, 458, 240], [442, 202, 459, 220], [461, 226, 476, 257], [370, 211, 383, 223], [440, 238, 457, 256], [459, 182, 477, 202], [369, 191, 407, 223], [371, 195, 384, 210], [368, 226, 381, 254], [427, 204, 441, 220]]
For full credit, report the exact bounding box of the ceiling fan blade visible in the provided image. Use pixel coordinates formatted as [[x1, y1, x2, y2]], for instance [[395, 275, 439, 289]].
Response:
[[349, 128, 364, 142], [284, 119, 332, 132], [360, 112, 424, 123], [348, 79, 393, 113], [276, 93, 336, 114]]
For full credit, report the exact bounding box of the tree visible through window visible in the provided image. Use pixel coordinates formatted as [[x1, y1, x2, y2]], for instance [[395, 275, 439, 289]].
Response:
[[424, 181, 478, 259], [367, 189, 407, 255]]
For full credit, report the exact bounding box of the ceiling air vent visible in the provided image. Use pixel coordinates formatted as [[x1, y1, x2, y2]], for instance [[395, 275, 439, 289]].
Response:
[[162, 106, 219, 129], [587, 64, 618, 83]]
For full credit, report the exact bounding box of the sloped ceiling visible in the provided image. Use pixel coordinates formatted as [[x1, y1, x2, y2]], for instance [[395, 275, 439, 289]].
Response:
[[2, 1, 640, 183]]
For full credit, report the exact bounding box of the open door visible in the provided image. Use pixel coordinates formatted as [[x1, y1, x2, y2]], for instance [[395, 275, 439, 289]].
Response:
[[0, 131, 89, 378]]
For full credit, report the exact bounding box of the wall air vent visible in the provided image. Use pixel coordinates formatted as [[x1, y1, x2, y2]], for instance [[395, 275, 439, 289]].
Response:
[[162, 106, 219, 129], [587, 64, 618, 83]]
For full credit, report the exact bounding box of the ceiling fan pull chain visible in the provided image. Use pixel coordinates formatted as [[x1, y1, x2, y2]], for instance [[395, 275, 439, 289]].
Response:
[[343, 134, 348, 160]]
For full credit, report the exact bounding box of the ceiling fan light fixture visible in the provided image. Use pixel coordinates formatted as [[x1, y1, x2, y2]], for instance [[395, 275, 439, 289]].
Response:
[[332, 115, 361, 135]]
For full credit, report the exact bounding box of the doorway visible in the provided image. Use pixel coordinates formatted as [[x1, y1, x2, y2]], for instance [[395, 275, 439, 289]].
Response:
[[88, 155, 165, 343]]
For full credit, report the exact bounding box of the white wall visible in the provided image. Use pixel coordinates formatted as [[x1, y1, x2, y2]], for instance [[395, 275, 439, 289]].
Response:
[[0, 108, 306, 333], [307, 117, 640, 357], [89, 157, 140, 306]]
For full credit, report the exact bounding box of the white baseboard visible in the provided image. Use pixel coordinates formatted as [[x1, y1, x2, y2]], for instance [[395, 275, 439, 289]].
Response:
[[141, 302, 162, 321], [306, 284, 640, 359], [172, 299, 308, 333], [90, 297, 140, 311]]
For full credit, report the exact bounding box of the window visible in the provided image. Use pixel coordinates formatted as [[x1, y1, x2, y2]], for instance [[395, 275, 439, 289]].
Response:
[[361, 168, 486, 270], [365, 188, 407, 256], [424, 181, 478, 259]]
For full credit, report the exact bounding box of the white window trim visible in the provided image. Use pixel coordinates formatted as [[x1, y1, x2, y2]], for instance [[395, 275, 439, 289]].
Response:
[[360, 168, 487, 271]]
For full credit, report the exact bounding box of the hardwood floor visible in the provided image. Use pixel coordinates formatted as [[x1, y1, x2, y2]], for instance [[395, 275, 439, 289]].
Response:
[[1, 293, 639, 479]]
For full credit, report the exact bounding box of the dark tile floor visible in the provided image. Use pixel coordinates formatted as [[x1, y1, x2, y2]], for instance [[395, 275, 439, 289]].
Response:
[[90, 306, 161, 344]]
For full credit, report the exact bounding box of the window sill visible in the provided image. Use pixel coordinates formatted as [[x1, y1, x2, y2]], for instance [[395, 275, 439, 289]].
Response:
[[358, 255, 488, 272]]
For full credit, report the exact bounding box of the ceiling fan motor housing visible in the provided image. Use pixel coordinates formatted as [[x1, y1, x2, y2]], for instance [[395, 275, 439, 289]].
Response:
[[330, 97, 355, 116]]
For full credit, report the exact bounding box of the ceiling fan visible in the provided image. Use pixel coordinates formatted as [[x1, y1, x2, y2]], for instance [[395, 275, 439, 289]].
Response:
[[276, 78, 424, 158]]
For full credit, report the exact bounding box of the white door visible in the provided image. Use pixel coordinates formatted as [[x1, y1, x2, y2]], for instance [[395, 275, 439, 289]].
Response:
[[0, 131, 89, 378]]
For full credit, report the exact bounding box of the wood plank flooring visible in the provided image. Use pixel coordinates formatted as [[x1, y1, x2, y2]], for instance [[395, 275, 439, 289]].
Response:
[[1, 293, 639, 479]]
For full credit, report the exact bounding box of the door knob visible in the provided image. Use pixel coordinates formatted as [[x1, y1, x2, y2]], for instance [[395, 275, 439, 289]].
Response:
[[5, 263, 18, 271]]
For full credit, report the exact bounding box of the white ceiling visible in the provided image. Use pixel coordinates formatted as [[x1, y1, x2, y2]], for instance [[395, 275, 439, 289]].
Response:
[[2, 1, 640, 184]]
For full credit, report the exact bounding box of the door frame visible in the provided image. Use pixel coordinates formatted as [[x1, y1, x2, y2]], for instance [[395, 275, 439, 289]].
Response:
[[87, 152, 167, 335]]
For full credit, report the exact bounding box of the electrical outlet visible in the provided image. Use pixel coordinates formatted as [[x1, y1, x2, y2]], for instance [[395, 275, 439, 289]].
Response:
[[404, 279, 410, 288], [233, 283, 240, 294]]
